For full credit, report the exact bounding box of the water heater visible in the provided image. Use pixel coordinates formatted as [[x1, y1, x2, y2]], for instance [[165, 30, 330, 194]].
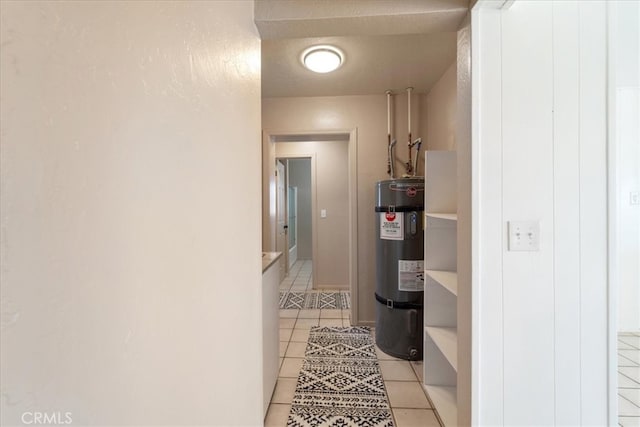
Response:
[[374, 177, 424, 360]]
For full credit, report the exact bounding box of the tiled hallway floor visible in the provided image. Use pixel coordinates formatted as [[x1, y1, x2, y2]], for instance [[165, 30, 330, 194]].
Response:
[[619, 332, 640, 427], [274, 262, 640, 426], [266, 260, 441, 426]]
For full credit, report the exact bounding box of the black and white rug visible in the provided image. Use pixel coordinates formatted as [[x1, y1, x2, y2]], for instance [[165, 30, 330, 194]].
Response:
[[287, 326, 394, 427], [280, 291, 351, 310]]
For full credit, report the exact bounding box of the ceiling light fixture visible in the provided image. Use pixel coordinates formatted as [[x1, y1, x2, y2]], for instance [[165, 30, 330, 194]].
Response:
[[301, 45, 344, 73]]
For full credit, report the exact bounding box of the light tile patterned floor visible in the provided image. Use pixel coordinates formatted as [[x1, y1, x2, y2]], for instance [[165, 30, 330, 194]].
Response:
[[273, 261, 639, 426], [265, 260, 442, 427], [619, 332, 640, 427]]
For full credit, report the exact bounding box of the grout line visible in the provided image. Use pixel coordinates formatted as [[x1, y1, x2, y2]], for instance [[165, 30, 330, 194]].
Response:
[[618, 371, 640, 386], [618, 394, 640, 409], [618, 354, 640, 367], [618, 341, 640, 351]]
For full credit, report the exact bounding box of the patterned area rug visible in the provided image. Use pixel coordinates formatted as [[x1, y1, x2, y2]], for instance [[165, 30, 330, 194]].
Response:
[[280, 291, 351, 310], [288, 326, 394, 427]]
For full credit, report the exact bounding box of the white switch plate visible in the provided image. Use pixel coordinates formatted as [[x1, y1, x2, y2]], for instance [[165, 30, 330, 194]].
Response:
[[631, 191, 639, 206], [508, 221, 540, 251], [320, 209, 327, 218]]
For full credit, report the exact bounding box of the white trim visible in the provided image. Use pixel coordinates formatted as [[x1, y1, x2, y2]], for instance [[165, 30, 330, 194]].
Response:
[[470, 7, 482, 426], [606, 2, 618, 425], [348, 128, 359, 325]]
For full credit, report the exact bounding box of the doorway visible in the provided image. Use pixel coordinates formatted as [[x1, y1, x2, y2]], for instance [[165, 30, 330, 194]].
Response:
[[287, 158, 312, 271], [608, 1, 640, 424], [263, 130, 358, 320], [275, 138, 350, 291], [275, 158, 313, 280]]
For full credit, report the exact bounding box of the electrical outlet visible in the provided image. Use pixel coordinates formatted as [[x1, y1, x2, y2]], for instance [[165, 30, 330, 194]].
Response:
[[631, 191, 639, 206], [508, 221, 540, 251]]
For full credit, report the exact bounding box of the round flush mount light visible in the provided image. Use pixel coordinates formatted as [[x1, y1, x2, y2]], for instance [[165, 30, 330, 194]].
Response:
[[301, 45, 344, 73]]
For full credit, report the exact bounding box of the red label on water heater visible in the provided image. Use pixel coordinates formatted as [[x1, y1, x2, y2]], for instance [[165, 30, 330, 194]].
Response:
[[380, 212, 404, 240], [406, 187, 417, 197]]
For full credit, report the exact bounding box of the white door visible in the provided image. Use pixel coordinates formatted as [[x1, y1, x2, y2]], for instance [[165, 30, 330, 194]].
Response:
[[288, 186, 298, 268], [276, 160, 288, 281]]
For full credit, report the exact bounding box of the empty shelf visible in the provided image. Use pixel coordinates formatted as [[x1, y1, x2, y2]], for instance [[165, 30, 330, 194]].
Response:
[[425, 326, 458, 371], [424, 385, 457, 427], [425, 270, 457, 296]]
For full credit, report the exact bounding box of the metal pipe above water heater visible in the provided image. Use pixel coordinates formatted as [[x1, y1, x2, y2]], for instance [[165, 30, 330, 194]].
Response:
[[406, 87, 414, 176]]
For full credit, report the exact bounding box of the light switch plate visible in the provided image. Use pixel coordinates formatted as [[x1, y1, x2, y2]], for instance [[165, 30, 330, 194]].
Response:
[[320, 209, 327, 218], [508, 221, 540, 251]]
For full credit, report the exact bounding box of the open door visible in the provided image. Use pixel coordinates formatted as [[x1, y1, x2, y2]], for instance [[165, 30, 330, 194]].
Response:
[[275, 159, 288, 281], [288, 185, 298, 269]]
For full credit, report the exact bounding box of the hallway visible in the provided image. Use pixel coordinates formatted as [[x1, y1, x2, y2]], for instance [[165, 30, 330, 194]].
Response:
[[266, 260, 441, 426]]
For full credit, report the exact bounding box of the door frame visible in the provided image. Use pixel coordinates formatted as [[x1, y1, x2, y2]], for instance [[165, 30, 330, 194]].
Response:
[[262, 128, 359, 323], [606, 1, 640, 423], [607, 3, 618, 423]]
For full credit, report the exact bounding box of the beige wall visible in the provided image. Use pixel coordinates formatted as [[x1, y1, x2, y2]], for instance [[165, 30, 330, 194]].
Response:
[[424, 62, 457, 151], [0, 2, 263, 425], [263, 95, 429, 322], [277, 142, 349, 288]]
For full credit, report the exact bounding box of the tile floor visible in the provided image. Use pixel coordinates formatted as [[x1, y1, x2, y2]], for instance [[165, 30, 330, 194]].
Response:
[[274, 261, 640, 426], [619, 332, 640, 427], [266, 260, 442, 426]]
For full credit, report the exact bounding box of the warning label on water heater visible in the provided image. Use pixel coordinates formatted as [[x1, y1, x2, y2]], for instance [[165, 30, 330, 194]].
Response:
[[380, 212, 404, 240], [398, 260, 424, 292]]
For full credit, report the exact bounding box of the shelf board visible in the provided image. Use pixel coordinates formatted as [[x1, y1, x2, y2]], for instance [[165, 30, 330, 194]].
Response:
[[425, 270, 457, 296], [425, 213, 457, 221], [425, 326, 458, 371], [424, 385, 457, 427]]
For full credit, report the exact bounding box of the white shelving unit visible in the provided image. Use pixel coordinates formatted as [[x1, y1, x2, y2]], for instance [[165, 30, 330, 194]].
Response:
[[424, 269, 457, 296], [425, 326, 457, 370], [423, 151, 458, 427], [425, 213, 458, 221]]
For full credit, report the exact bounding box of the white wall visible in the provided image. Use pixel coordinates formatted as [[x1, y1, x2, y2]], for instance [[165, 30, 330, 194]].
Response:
[[277, 142, 349, 287], [473, 1, 608, 425], [0, 2, 263, 426], [424, 62, 457, 151], [287, 159, 312, 259], [612, 0, 640, 332]]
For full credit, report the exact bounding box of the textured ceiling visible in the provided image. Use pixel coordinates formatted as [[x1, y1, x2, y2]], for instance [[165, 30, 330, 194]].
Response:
[[256, 0, 469, 98]]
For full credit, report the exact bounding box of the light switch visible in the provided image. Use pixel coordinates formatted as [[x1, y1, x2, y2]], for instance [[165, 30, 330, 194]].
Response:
[[321, 209, 327, 218], [508, 221, 540, 251]]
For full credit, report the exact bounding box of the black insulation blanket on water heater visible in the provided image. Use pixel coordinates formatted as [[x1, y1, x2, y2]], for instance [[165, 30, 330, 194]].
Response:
[[374, 178, 425, 360]]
